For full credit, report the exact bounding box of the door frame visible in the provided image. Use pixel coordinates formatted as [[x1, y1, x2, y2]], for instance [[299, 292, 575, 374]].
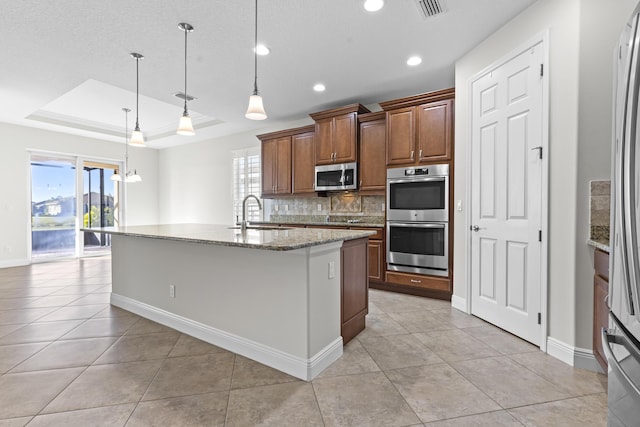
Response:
[[464, 30, 550, 351], [27, 149, 124, 262]]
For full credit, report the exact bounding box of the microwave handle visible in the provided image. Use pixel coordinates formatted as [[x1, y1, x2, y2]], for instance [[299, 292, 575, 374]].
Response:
[[388, 222, 446, 229], [388, 177, 446, 185]]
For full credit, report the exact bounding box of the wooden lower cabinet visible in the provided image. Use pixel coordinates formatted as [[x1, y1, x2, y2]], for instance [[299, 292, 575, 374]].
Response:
[[385, 271, 450, 293], [341, 237, 369, 344], [593, 248, 609, 371]]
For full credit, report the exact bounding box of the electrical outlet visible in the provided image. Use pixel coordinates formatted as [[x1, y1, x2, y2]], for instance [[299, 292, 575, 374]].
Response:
[[284, 204, 289, 211], [169, 284, 176, 298], [274, 205, 279, 211], [328, 261, 335, 279], [317, 204, 322, 211]]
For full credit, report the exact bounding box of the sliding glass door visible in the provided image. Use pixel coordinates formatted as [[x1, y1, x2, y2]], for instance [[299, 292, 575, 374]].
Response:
[[30, 155, 77, 259], [30, 153, 121, 260]]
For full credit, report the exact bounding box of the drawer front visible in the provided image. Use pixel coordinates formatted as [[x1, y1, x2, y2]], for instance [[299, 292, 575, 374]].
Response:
[[351, 227, 384, 240], [386, 271, 450, 292], [594, 249, 609, 281]]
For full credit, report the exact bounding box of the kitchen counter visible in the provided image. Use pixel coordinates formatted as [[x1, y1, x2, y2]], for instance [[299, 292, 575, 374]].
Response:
[[588, 238, 610, 253], [255, 219, 385, 228], [86, 223, 374, 251], [83, 223, 372, 381]]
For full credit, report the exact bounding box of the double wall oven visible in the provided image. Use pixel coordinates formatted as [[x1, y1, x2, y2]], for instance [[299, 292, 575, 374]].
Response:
[[386, 164, 449, 277]]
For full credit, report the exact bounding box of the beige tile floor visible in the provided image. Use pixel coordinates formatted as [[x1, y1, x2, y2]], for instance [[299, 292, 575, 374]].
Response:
[[0, 256, 607, 426]]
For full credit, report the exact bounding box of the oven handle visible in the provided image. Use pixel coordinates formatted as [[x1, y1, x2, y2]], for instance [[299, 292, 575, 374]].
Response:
[[388, 222, 446, 229], [388, 177, 446, 185]]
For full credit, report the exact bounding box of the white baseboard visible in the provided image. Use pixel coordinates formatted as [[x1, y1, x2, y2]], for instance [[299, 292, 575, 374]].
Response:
[[111, 293, 343, 381], [451, 295, 467, 313], [546, 336, 603, 373], [0, 258, 29, 269]]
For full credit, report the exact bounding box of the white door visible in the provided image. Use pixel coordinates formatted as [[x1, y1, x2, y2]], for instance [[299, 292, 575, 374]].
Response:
[[470, 41, 545, 345]]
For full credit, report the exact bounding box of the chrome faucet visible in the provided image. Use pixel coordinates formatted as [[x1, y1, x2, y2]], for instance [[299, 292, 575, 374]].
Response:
[[241, 195, 262, 231]]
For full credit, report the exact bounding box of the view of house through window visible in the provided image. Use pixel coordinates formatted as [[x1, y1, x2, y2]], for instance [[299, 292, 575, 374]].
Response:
[[30, 153, 120, 260], [232, 148, 262, 224]]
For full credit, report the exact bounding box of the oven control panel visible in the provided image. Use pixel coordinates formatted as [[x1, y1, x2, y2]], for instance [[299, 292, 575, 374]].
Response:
[[405, 167, 430, 176]]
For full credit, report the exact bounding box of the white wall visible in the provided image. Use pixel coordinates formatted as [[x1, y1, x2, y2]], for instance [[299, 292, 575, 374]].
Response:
[[454, 0, 636, 352], [0, 123, 159, 267], [158, 118, 313, 225]]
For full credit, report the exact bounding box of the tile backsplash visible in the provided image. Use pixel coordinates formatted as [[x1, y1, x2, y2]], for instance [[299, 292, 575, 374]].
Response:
[[589, 180, 610, 243], [264, 195, 384, 220]]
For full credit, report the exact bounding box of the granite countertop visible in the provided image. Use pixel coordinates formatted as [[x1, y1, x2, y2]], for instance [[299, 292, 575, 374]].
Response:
[[82, 223, 375, 252], [588, 238, 610, 253]]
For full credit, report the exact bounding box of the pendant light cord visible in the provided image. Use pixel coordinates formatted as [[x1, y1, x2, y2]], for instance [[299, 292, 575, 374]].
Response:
[[253, 0, 259, 96], [135, 58, 140, 130], [184, 27, 189, 114]]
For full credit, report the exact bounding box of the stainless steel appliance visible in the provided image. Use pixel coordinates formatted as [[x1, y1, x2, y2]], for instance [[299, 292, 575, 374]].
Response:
[[386, 221, 448, 276], [604, 4, 640, 424], [314, 162, 358, 191], [386, 164, 449, 277], [386, 164, 449, 222]]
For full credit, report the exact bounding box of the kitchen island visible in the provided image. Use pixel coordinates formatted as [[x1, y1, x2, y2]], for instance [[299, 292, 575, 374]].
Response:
[[84, 223, 372, 380]]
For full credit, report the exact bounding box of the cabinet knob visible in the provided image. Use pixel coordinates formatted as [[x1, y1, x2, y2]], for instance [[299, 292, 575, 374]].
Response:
[[410, 150, 414, 160], [419, 149, 423, 159]]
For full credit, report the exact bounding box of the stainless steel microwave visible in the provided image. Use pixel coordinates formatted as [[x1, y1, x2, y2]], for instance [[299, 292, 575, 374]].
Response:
[[315, 162, 358, 191]]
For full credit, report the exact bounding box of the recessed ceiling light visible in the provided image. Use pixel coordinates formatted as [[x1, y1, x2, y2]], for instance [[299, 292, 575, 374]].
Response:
[[407, 56, 422, 66], [255, 44, 270, 56], [313, 83, 326, 92], [364, 0, 384, 12]]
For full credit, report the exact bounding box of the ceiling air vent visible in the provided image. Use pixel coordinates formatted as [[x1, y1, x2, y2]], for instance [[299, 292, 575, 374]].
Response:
[[172, 92, 197, 102], [415, 0, 446, 19]]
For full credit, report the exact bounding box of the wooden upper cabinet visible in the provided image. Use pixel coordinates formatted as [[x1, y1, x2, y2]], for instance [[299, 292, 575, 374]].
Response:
[[261, 138, 278, 197], [358, 112, 386, 192], [258, 125, 313, 198], [380, 88, 455, 166], [292, 131, 316, 194], [314, 118, 334, 164], [310, 104, 370, 165], [386, 107, 416, 166], [417, 99, 453, 162], [333, 113, 358, 163]]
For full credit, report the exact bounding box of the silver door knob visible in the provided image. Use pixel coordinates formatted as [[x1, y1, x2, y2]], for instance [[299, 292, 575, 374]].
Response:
[[470, 225, 480, 232]]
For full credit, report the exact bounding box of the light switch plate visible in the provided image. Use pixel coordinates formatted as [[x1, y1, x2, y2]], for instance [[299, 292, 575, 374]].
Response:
[[328, 261, 335, 279], [456, 200, 463, 211]]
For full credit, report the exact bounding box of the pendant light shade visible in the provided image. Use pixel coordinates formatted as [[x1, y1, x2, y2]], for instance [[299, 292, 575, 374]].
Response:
[[177, 112, 195, 135], [245, 0, 267, 120], [246, 94, 267, 120], [177, 23, 196, 135], [111, 170, 122, 182], [129, 53, 146, 147]]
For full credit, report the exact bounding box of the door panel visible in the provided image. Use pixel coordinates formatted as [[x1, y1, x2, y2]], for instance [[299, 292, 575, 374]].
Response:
[[471, 41, 544, 345]]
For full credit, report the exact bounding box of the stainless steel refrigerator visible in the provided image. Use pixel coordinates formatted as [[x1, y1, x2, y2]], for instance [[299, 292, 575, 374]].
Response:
[[604, 3, 640, 425]]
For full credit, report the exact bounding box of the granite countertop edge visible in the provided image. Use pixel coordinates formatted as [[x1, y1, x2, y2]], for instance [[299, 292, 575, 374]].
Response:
[[254, 220, 385, 228], [82, 224, 375, 252], [587, 239, 610, 253]]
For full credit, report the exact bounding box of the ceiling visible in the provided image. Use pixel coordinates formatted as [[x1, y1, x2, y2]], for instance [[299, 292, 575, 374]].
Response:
[[0, 0, 536, 149]]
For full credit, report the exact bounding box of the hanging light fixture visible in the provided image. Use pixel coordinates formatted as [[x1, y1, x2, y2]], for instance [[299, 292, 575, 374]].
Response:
[[129, 52, 146, 147], [177, 23, 195, 135], [111, 108, 142, 183], [245, 0, 267, 120]]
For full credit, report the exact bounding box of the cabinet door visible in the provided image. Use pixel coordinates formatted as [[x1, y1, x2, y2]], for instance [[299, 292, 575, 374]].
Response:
[[594, 274, 608, 370], [292, 131, 315, 194], [275, 137, 292, 194], [341, 237, 368, 344], [359, 119, 386, 191], [315, 118, 334, 165], [334, 113, 357, 163], [417, 99, 453, 162], [368, 240, 383, 281], [386, 107, 416, 165], [261, 139, 277, 196]]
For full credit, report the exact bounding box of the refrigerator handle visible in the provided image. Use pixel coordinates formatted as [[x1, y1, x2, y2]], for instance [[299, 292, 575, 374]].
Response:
[[602, 327, 640, 397]]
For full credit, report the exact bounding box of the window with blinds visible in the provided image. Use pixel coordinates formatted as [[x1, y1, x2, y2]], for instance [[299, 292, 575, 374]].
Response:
[[232, 148, 262, 223]]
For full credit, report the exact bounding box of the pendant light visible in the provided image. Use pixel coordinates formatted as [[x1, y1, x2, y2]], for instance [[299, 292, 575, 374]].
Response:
[[111, 108, 142, 183], [177, 23, 195, 135], [245, 0, 267, 120], [130, 52, 146, 147]]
